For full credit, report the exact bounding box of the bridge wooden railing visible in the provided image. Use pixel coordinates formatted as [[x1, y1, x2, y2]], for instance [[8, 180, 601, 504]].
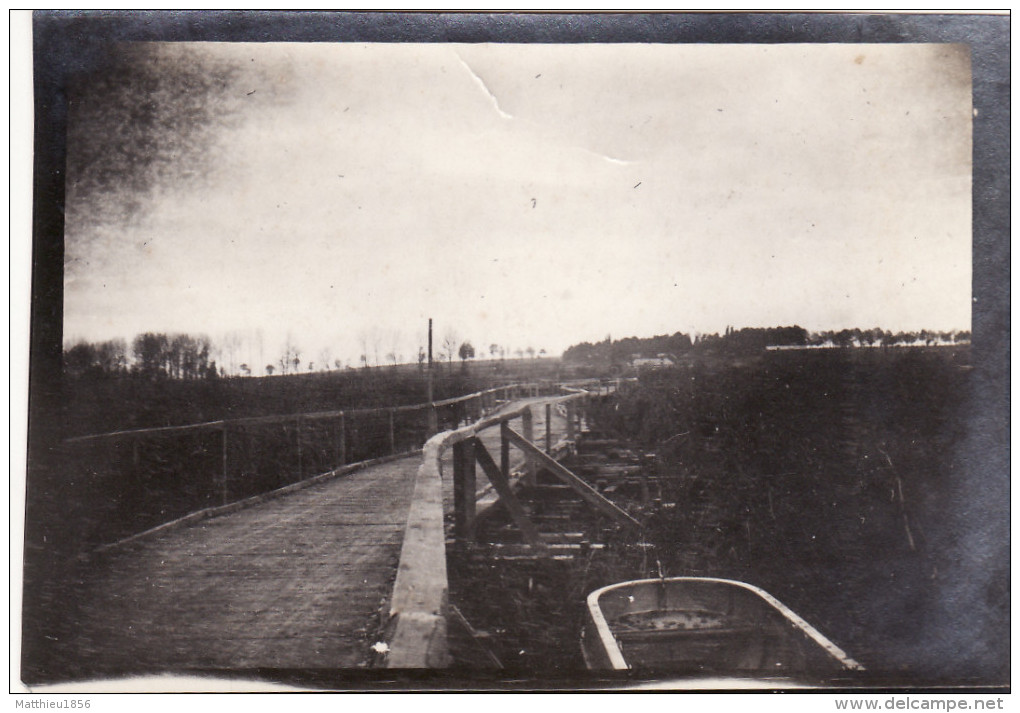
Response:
[[385, 382, 634, 668], [61, 381, 589, 551]]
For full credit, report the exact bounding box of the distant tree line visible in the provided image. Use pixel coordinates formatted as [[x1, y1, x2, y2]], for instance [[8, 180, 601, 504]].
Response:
[[806, 328, 969, 349], [64, 332, 218, 380], [62, 328, 535, 381], [563, 331, 695, 369], [562, 326, 970, 369]]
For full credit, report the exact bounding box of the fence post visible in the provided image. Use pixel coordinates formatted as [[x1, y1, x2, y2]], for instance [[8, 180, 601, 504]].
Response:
[[452, 438, 476, 541], [566, 400, 576, 442], [521, 407, 535, 487], [338, 412, 347, 467], [296, 416, 303, 480], [389, 409, 396, 454], [221, 424, 229, 506], [545, 403, 552, 454]]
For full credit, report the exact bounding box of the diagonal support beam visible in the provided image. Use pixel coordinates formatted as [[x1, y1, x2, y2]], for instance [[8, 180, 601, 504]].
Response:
[[472, 437, 548, 552], [503, 426, 642, 531]]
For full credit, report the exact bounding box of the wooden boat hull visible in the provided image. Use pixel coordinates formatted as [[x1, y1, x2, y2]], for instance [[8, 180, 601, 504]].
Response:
[[582, 577, 863, 679]]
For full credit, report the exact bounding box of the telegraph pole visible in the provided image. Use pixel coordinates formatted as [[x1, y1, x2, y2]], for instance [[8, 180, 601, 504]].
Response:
[[427, 318, 438, 435]]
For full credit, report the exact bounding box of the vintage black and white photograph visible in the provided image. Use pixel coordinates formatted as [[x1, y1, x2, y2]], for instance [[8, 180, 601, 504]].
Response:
[[18, 11, 1009, 693]]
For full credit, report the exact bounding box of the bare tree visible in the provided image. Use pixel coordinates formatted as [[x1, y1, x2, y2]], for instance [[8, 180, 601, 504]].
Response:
[[357, 330, 371, 369], [279, 334, 301, 375], [442, 330, 459, 375], [388, 329, 402, 369], [372, 330, 383, 368], [221, 331, 242, 376], [319, 348, 333, 371], [256, 329, 265, 377]]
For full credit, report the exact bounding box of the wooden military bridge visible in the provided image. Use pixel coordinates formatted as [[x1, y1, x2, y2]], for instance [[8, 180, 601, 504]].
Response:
[[44, 380, 627, 679]]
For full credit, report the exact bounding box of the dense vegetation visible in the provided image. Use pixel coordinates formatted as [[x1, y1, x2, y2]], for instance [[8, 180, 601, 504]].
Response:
[[584, 345, 1003, 681], [449, 345, 1004, 684]]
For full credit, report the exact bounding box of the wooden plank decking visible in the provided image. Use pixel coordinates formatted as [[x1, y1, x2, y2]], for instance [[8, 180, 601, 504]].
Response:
[[59, 453, 421, 677]]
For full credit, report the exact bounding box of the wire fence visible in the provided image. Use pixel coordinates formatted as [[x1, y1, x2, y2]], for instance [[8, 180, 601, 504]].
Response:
[[61, 381, 601, 549]]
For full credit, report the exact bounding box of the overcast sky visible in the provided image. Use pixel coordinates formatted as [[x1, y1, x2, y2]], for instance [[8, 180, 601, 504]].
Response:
[[63, 42, 971, 370]]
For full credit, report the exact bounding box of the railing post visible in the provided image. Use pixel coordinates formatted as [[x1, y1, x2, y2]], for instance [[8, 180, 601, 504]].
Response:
[[521, 407, 535, 487], [338, 412, 347, 467], [427, 404, 438, 437], [452, 438, 476, 541], [566, 401, 576, 442], [545, 403, 552, 454], [500, 420, 511, 484], [296, 416, 304, 480], [389, 409, 396, 454], [221, 424, 229, 506]]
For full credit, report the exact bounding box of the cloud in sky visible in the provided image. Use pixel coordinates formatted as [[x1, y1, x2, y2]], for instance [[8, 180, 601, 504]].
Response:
[[63, 42, 971, 367]]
